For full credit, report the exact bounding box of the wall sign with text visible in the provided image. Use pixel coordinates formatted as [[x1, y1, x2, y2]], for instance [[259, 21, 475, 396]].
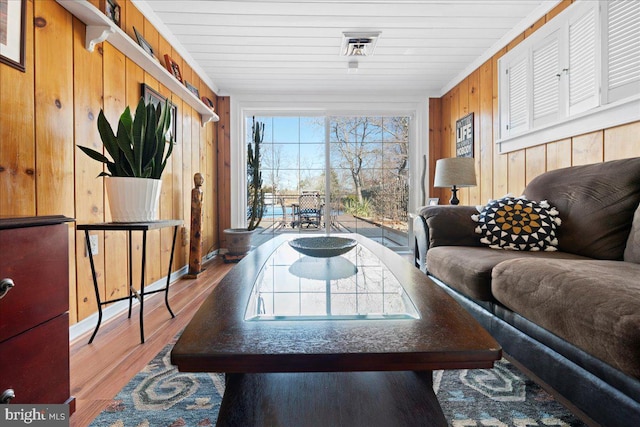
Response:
[[456, 113, 474, 158]]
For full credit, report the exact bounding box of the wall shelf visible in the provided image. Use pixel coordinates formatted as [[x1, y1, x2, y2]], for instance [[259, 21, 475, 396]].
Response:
[[56, 0, 219, 126]]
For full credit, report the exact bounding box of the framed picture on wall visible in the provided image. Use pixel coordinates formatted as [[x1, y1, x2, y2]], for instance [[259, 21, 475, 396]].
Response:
[[184, 81, 200, 98], [141, 83, 178, 144], [0, 0, 26, 72], [101, 0, 121, 27], [456, 113, 474, 158], [201, 96, 215, 111], [427, 198, 439, 206], [164, 54, 183, 83], [133, 26, 157, 61]]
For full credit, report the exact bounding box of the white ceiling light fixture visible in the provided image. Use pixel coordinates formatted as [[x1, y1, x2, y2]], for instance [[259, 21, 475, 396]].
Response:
[[341, 32, 381, 57]]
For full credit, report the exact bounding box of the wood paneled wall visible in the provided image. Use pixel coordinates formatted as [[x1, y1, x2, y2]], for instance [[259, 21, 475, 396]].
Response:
[[430, 0, 640, 206], [0, 0, 222, 324]]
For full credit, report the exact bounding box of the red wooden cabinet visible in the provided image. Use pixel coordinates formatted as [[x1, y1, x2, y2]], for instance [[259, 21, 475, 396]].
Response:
[[0, 216, 74, 409]]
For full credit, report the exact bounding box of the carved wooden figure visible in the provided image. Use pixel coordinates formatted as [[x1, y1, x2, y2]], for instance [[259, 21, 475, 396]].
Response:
[[186, 173, 204, 277]]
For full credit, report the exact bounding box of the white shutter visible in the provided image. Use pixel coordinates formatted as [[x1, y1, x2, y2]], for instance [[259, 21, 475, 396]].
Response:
[[605, 0, 640, 103], [507, 56, 529, 135], [568, 3, 599, 115], [532, 32, 561, 126]]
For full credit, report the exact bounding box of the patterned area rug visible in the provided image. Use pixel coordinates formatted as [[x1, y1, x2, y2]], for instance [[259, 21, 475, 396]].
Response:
[[91, 336, 586, 427]]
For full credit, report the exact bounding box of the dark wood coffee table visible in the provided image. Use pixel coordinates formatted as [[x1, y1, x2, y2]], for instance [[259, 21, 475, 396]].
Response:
[[171, 234, 501, 426]]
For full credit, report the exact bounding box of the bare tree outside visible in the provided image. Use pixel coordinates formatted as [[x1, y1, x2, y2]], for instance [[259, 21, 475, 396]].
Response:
[[330, 116, 409, 229], [330, 117, 383, 203], [262, 143, 283, 197], [376, 117, 409, 224]]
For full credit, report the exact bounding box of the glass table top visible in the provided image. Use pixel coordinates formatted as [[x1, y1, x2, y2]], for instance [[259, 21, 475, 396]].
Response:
[[245, 238, 420, 321]]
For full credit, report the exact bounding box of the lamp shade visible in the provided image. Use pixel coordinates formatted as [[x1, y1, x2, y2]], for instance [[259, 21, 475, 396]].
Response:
[[434, 157, 477, 188]]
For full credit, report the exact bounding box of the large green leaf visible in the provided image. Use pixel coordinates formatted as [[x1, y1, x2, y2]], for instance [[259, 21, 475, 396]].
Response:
[[141, 103, 158, 175], [96, 110, 119, 161], [116, 118, 136, 176], [77, 145, 110, 164], [132, 98, 147, 176]]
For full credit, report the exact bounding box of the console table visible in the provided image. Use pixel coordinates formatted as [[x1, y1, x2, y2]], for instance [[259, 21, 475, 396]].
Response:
[[77, 220, 182, 344]]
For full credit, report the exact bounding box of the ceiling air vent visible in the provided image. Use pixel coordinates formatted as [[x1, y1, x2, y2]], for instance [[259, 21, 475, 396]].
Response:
[[340, 32, 381, 57]]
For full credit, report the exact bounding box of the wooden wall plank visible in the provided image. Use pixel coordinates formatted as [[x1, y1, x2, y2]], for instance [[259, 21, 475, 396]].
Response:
[[123, 58, 145, 304], [157, 34, 176, 275], [467, 70, 481, 206], [0, 0, 35, 216], [547, 0, 574, 21], [141, 74, 162, 285], [159, 92, 176, 275], [217, 96, 231, 248], [171, 94, 186, 268], [34, 0, 74, 217], [524, 16, 546, 38], [492, 48, 508, 198], [506, 32, 525, 52], [100, 43, 129, 319], [122, 0, 142, 44], [73, 16, 105, 323], [478, 59, 493, 204], [525, 145, 546, 185], [447, 87, 458, 161], [192, 94, 203, 259], [207, 109, 218, 253], [546, 139, 572, 170], [507, 151, 526, 195], [603, 122, 640, 161], [181, 54, 194, 265], [428, 98, 442, 203], [572, 131, 604, 165]]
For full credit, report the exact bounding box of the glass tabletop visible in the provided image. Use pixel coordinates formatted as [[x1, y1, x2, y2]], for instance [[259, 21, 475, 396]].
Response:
[[245, 238, 420, 321]]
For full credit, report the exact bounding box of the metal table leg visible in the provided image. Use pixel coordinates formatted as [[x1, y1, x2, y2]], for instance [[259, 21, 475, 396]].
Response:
[[85, 230, 102, 344]]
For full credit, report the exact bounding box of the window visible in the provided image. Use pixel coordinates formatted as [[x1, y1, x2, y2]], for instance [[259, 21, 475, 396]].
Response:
[[498, 0, 640, 152], [248, 115, 411, 249]]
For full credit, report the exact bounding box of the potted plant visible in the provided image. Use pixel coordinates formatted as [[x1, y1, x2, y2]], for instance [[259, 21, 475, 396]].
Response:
[[78, 96, 174, 222], [224, 116, 265, 256]]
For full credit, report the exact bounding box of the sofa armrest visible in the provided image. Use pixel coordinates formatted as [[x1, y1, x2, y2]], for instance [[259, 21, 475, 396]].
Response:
[[413, 205, 481, 272]]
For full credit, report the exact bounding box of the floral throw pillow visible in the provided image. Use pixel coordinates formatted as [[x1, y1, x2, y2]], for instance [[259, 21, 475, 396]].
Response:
[[472, 196, 561, 251]]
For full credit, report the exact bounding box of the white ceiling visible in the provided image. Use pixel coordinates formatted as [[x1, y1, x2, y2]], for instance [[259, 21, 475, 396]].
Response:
[[139, 0, 559, 98]]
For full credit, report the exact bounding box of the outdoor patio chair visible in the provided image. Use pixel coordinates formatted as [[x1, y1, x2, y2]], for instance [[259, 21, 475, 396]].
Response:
[[292, 193, 323, 228]]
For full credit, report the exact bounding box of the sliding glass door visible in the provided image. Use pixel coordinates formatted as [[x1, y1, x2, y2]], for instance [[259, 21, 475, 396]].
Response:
[[246, 114, 410, 250]]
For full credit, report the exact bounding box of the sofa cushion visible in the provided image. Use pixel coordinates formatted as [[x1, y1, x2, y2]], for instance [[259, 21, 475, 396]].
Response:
[[624, 202, 640, 264], [473, 196, 561, 251], [492, 258, 640, 379], [523, 157, 640, 260], [426, 246, 589, 301]]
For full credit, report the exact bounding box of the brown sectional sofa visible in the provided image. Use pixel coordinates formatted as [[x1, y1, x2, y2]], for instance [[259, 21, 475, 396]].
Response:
[[414, 158, 640, 426]]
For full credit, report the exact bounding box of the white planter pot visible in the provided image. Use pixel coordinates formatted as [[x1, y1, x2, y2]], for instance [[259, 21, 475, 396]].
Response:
[[106, 177, 162, 222], [223, 228, 257, 255]]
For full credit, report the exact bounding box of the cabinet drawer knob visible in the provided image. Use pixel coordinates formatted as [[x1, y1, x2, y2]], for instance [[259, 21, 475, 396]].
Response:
[[1, 389, 15, 404], [0, 278, 15, 300]]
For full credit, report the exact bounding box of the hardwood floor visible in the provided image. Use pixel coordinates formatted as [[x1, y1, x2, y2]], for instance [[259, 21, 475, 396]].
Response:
[[68, 257, 233, 427]]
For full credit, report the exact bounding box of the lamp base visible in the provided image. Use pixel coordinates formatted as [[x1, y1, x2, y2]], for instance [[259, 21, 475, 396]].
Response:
[[449, 185, 460, 205]]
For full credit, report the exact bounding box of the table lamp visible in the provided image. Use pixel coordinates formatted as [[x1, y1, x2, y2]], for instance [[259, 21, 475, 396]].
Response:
[[434, 157, 477, 205]]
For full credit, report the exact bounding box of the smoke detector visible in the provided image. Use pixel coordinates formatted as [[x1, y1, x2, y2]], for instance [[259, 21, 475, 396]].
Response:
[[340, 32, 381, 57]]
